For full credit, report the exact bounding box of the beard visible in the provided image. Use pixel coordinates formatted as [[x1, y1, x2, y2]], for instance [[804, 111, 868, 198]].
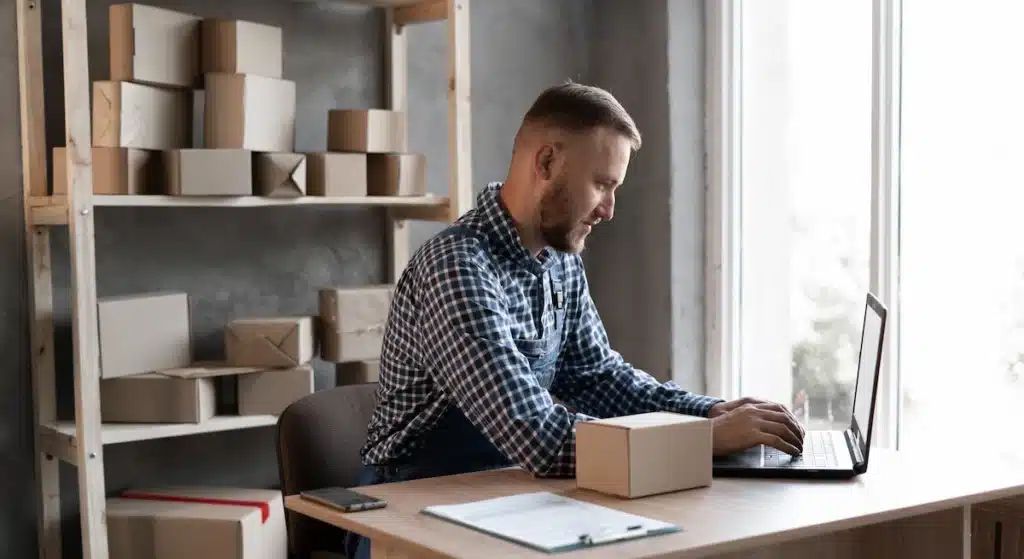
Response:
[[538, 177, 590, 253]]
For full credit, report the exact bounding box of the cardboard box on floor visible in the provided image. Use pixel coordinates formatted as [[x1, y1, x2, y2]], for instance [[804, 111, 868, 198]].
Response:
[[368, 153, 427, 196], [336, 360, 380, 385], [306, 152, 367, 197], [202, 18, 283, 78], [225, 316, 315, 368], [319, 286, 394, 363], [164, 149, 252, 196], [52, 146, 160, 195], [255, 153, 306, 197], [107, 487, 287, 559], [93, 81, 192, 150], [576, 412, 712, 498], [204, 73, 296, 152], [238, 364, 315, 416], [98, 292, 192, 379], [327, 109, 407, 153], [109, 3, 201, 88]]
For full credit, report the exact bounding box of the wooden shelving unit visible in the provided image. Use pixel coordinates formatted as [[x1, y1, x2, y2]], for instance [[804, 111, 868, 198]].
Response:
[[14, 0, 472, 557]]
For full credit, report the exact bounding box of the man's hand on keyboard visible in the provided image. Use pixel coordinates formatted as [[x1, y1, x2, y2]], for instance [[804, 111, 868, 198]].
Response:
[[708, 397, 805, 457]]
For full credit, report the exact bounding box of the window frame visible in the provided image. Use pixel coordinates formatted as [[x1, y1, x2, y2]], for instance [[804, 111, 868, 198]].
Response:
[[703, 0, 903, 448]]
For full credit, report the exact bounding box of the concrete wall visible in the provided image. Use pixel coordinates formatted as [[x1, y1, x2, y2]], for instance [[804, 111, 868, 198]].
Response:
[[585, 0, 707, 391], [0, 1, 706, 557]]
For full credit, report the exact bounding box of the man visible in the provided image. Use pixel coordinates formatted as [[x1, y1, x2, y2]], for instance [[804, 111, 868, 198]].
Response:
[[345, 82, 804, 557]]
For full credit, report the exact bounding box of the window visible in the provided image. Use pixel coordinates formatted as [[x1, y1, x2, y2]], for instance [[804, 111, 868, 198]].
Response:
[[709, 0, 1023, 455], [728, 0, 875, 430], [898, 0, 1024, 455]]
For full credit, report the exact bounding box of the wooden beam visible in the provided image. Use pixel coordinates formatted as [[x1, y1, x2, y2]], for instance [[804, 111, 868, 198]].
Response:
[[386, 8, 411, 283], [447, 0, 472, 222], [16, 0, 62, 557], [60, 1, 109, 557], [394, 0, 447, 26]]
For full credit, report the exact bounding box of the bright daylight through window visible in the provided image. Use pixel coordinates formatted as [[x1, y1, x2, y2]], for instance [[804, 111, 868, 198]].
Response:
[[736, 0, 872, 432], [898, 0, 1024, 455]]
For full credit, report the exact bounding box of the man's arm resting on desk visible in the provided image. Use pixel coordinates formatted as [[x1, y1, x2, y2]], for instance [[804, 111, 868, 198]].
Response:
[[419, 253, 590, 478], [550, 260, 724, 419]]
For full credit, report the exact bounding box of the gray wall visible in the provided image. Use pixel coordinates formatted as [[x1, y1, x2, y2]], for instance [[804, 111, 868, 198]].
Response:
[[585, 0, 707, 391], [0, 1, 705, 557]]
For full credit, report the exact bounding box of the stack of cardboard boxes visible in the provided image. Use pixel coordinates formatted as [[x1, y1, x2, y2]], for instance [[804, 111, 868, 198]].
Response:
[[52, 2, 427, 199], [96, 292, 316, 423], [318, 285, 394, 385]]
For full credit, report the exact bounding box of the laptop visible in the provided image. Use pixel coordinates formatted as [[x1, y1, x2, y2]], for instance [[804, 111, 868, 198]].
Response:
[[712, 292, 888, 480]]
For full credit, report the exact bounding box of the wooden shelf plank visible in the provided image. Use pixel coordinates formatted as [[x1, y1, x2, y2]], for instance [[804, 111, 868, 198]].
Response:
[[41, 415, 279, 451], [91, 194, 449, 207]]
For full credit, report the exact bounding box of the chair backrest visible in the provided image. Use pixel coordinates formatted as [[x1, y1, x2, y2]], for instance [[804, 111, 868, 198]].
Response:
[[276, 382, 379, 557]]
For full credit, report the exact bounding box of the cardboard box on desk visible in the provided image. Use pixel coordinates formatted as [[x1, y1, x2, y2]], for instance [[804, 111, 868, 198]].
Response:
[[93, 81, 192, 150], [255, 153, 306, 197], [225, 316, 315, 368], [576, 412, 712, 498], [204, 73, 296, 152], [107, 487, 287, 559], [319, 286, 393, 363], [327, 109, 407, 153], [53, 147, 160, 195], [368, 153, 426, 196], [109, 3, 201, 88], [164, 149, 253, 196], [98, 292, 192, 379], [306, 152, 367, 197], [202, 18, 283, 78], [238, 364, 315, 416]]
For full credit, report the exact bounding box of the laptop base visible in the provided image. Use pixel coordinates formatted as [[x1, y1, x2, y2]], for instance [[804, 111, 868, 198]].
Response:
[[712, 430, 858, 480]]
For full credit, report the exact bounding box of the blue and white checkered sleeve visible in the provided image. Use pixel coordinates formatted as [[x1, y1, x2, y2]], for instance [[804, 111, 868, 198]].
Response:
[[418, 248, 589, 478], [551, 261, 724, 419]]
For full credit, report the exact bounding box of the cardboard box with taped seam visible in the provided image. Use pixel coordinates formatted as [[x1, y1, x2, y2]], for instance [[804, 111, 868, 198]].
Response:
[[225, 316, 316, 368], [319, 285, 394, 363]]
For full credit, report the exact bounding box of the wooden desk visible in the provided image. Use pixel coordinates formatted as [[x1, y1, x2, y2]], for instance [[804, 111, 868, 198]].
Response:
[[285, 449, 1024, 558]]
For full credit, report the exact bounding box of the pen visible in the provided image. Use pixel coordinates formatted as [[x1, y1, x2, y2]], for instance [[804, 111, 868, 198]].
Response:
[[578, 524, 648, 546]]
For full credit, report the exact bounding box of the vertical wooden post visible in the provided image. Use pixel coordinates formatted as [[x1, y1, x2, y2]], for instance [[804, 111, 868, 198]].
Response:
[[448, 0, 472, 221], [386, 8, 411, 283], [60, 1, 109, 557], [16, 1, 63, 557]]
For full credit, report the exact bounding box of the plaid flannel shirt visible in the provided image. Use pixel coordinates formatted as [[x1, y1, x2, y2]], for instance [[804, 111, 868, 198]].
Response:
[[361, 182, 723, 477]]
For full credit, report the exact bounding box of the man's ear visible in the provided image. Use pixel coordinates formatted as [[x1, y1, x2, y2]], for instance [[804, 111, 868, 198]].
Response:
[[536, 144, 555, 181]]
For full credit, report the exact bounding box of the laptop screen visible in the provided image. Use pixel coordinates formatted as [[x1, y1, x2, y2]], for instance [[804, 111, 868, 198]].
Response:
[[849, 294, 886, 456]]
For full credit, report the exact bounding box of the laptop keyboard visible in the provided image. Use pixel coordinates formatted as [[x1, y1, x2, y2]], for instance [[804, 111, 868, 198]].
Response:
[[763, 431, 838, 468]]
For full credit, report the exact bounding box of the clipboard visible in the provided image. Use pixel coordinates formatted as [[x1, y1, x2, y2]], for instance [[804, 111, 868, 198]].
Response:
[[421, 491, 681, 553]]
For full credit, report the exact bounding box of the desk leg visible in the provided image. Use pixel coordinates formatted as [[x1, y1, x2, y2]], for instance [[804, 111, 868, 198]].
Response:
[[962, 505, 971, 559]]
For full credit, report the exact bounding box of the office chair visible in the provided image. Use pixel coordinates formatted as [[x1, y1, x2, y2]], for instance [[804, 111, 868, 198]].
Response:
[[276, 382, 379, 559]]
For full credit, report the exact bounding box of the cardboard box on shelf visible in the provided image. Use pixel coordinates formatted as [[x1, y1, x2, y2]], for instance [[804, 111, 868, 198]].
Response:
[[92, 81, 192, 150], [238, 364, 315, 416], [52, 146, 160, 195], [107, 487, 287, 559], [306, 152, 367, 197], [98, 292, 192, 379], [367, 153, 427, 196], [319, 286, 393, 363], [255, 153, 306, 197], [327, 109, 407, 153], [109, 3, 201, 88], [225, 316, 315, 368], [335, 360, 380, 385], [99, 371, 215, 423], [201, 18, 283, 79], [576, 412, 713, 498], [204, 73, 296, 152], [165, 149, 253, 196]]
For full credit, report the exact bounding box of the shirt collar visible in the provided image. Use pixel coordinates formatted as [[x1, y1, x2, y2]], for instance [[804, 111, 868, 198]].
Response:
[[473, 182, 556, 275]]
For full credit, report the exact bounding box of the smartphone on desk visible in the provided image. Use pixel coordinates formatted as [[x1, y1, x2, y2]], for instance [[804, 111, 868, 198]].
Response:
[[300, 487, 387, 513]]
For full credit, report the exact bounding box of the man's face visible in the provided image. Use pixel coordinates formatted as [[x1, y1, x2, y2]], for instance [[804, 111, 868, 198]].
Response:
[[537, 127, 631, 253]]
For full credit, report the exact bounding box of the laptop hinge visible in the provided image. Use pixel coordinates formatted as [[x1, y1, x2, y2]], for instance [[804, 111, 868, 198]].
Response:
[[846, 430, 865, 465]]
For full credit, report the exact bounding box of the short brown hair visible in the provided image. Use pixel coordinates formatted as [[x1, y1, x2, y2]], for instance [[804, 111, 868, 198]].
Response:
[[520, 81, 641, 151]]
